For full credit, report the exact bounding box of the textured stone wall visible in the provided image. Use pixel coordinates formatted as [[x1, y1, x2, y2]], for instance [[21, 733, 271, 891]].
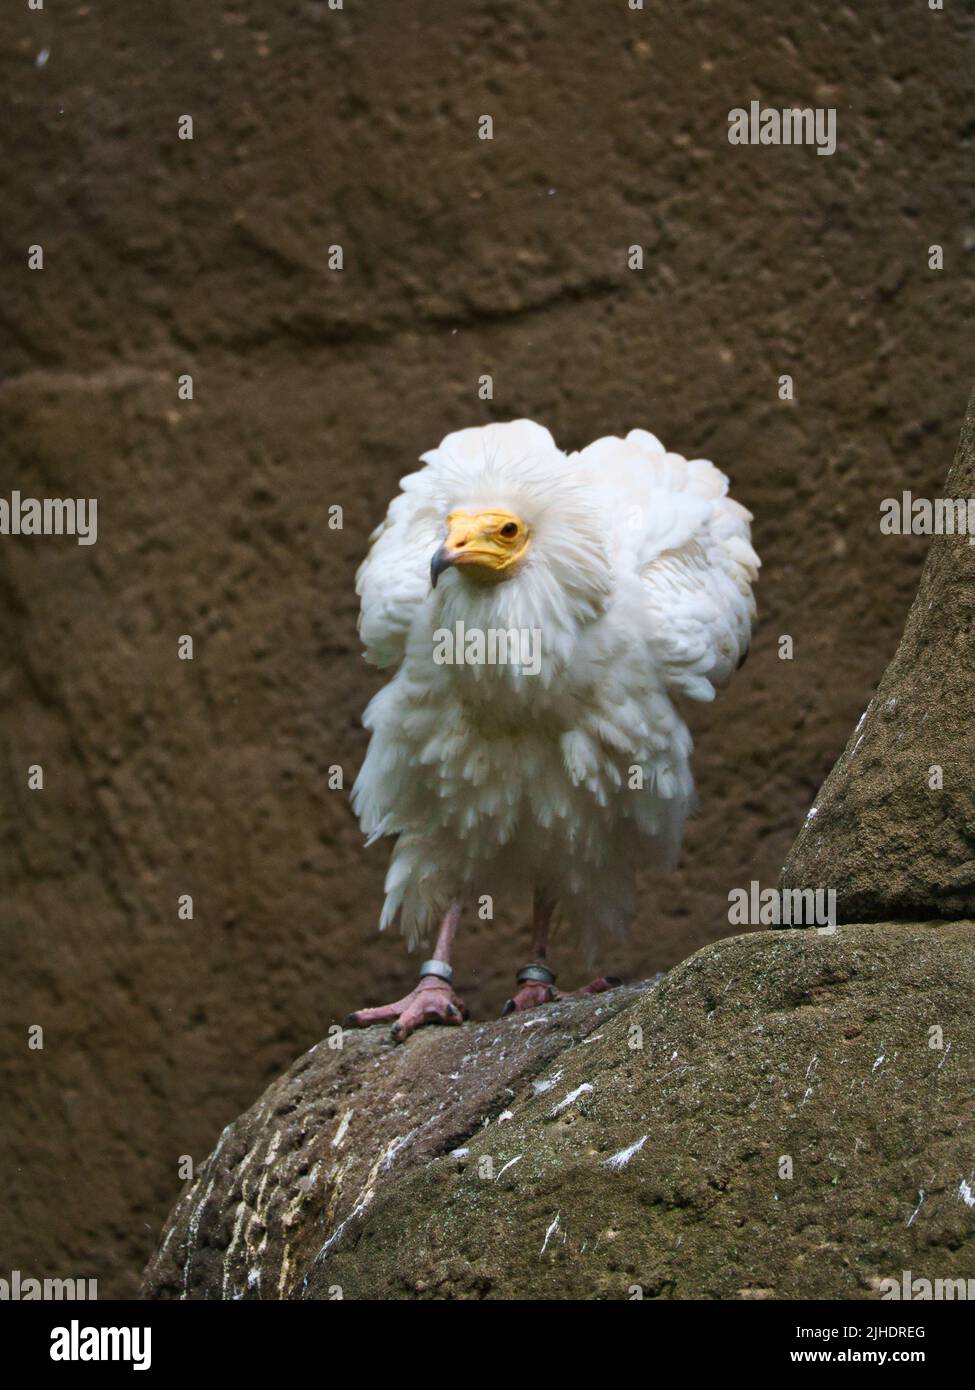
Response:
[[1, 0, 973, 1294]]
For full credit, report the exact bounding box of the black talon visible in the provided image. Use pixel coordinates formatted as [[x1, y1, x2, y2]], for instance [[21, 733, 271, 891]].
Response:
[[501, 998, 515, 1016]]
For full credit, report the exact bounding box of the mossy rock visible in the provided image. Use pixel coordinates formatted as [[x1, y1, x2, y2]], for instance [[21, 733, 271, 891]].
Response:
[[144, 923, 975, 1300]]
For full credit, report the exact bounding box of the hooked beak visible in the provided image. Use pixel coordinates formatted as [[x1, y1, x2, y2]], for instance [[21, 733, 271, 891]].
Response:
[[431, 514, 478, 587], [430, 544, 456, 589]]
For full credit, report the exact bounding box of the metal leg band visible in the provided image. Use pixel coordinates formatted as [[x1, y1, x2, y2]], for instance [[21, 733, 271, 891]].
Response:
[[418, 959, 453, 983], [515, 963, 556, 986]]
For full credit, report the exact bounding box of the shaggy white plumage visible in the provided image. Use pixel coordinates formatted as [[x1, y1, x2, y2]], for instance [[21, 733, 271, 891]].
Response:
[[352, 419, 759, 956]]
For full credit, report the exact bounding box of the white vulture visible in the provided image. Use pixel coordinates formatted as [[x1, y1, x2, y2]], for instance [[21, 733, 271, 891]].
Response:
[[346, 420, 759, 1040]]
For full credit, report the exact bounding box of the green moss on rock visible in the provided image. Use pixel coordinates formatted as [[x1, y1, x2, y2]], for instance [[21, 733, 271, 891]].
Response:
[[144, 923, 975, 1300]]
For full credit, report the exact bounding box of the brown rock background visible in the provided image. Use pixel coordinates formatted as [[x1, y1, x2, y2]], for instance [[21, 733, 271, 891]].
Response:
[[1, 1, 973, 1296]]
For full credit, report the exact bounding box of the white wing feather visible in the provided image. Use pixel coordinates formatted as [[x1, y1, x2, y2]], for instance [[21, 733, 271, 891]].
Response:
[[573, 428, 760, 703], [354, 479, 440, 668]]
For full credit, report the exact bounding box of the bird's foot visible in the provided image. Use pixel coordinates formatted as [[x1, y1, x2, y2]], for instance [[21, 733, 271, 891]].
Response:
[[502, 963, 558, 1014], [343, 964, 467, 1044], [502, 979, 558, 1013], [502, 966, 622, 1015]]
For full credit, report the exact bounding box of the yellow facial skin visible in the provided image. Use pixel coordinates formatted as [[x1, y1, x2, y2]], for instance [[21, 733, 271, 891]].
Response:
[[430, 509, 531, 587]]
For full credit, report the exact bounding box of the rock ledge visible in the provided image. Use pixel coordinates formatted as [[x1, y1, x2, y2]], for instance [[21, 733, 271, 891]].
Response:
[[143, 923, 975, 1300]]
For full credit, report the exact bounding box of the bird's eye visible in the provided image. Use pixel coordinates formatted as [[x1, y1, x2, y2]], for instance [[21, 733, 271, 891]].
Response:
[[500, 522, 518, 538]]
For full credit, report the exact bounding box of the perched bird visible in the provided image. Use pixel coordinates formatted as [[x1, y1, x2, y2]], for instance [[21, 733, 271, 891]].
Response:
[[346, 420, 759, 1040]]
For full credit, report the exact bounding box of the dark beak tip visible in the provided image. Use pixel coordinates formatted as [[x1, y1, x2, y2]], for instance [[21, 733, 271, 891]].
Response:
[[430, 545, 451, 589]]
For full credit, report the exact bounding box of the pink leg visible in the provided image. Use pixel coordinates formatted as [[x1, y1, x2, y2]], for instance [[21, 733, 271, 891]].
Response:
[[344, 902, 468, 1043], [503, 892, 622, 1014]]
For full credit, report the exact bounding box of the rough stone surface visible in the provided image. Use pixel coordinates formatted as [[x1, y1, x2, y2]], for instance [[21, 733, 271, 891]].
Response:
[[142, 983, 649, 1299], [143, 925, 975, 1300], [781, 391, 975, 921], [3, 1, 974, 1294]]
